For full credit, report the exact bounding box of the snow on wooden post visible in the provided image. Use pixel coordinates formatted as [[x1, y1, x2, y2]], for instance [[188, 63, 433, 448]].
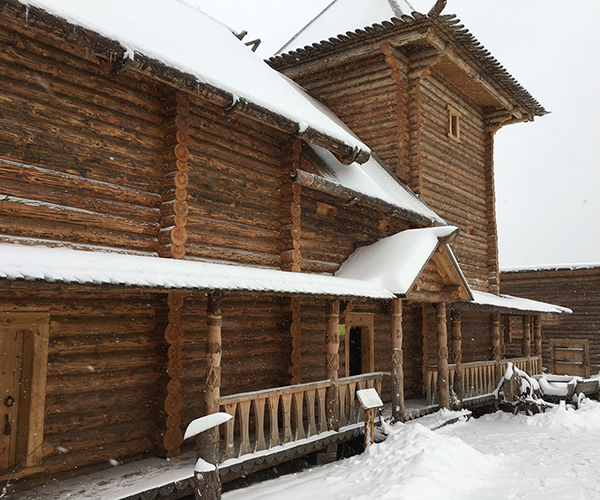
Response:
[[199, 292, 222, 466], [522, 315, 532, 373], [451, 310, 463, 405], [491, 312, 502, 380], [435, 302, 450, 409], [184, 412, 232, 500], [534, 316, 543, 374], [391, 298, 405, 422], [356, 388, 383, 449], [325, 299, 340, 431]]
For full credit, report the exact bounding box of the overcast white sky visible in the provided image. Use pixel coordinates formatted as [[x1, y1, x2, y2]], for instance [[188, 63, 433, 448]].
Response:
[[194, 0, 600, 268]]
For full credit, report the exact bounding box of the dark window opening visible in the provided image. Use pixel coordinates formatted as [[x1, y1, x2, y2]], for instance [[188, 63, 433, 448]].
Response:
[[349, 326, 362, 376]]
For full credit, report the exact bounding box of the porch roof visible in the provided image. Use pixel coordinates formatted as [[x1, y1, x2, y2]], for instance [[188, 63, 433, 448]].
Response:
[[0, 243, 394, 299], [469, 290, 572, 315]]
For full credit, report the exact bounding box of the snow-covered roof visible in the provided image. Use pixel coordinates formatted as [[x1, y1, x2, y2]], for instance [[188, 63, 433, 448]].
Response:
[[20, 0, 368, 155], [335, 226, 465, 296], [308, 145, 444, 224], [277, 0, 406, 55], [471, 290, 572, 315], [0, 244, 394, 299], [501, 263, 600, 273]]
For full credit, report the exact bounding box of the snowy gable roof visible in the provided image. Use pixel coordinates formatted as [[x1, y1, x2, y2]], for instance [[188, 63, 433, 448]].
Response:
[[277, 0, 406, 55], [19, 0, 368, 158], [307, 144, 444, 225], [335, 226, 470, 298], [0, 244, 394, 299]]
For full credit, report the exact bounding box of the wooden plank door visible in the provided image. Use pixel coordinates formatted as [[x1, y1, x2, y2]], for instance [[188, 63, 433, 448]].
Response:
[[0, 321, 24, 471], [550, 339, 590, 378], [0, 312, 50, 472]]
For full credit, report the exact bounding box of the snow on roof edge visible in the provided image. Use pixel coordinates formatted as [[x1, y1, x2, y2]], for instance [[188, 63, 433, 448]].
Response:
[[471, 290, 572, 315], [501, 263, 600, 273], [0, 243, 394, 299]]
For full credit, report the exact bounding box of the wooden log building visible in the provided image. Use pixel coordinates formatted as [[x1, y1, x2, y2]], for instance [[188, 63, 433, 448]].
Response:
[[501, 265, 600, 378], [0, 0, 570, 497]]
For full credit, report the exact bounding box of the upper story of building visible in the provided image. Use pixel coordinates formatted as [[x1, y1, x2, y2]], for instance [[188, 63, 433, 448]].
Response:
[[0, 0, 545, 297], [268, 0, 547, 292]]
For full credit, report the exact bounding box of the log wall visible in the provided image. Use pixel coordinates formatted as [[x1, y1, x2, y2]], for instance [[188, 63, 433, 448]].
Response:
[[419, 74, 493, 292], [0, 17, 165, 253], [0, 285, 161, 477], [501, 267, 600, 375]]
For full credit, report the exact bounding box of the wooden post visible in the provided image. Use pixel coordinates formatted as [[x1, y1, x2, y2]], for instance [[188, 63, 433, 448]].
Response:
[[491, 312, 502, 380], [435, 302, 450, 409], [534, 316, 543, 374], [290, 297, 302, 385], [421, 304, 429, 399], [450, 310, 462, 405], [364, 408, 375, 448], [522, 315, 532, 373], [325, 299, 340, 431], [198, 292, 222, 466], [391, 298, 405, 422]]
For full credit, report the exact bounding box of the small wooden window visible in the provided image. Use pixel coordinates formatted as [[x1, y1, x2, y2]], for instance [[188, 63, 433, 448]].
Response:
[[447, 105, 461, 142]]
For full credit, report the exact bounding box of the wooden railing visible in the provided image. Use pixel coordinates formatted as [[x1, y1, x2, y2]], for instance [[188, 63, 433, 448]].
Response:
[[338, 372, 385, 428], [426, 356, 541, 405], [219, 372, 386, 462]]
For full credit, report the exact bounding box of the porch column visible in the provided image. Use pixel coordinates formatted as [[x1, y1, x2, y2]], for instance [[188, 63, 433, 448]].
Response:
[[325, 299, 340, 431], [522, 315, 532, 373], [199, 291, 222, 465], [534, 316, 543, 374], [491, 312, 502, 380], [435, 302, 450, 409], [391, 298, 405, 422], [450, 310, 462, 405]]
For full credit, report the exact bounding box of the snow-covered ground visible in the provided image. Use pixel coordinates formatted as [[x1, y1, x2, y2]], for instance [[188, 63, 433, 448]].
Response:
[[224, 401, 600, 500]]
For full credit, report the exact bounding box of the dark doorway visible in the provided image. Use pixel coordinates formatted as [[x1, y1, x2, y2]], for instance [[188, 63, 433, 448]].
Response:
[[349, 326, 362, 376]]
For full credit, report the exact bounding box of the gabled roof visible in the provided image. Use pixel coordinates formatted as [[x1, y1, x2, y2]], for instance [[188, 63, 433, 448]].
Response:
[[277, 0, 405, 55], [14, 0, 369, 162], [335, 226, 471, 299], [305, 144, 444, 226], [270, 9, 547, 120]]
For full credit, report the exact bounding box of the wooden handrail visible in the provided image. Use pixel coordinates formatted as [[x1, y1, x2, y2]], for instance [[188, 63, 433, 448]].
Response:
[[338, 372, 386, 428]]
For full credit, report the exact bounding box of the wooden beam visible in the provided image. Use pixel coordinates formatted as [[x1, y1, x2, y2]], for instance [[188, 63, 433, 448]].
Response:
[[391, 298, 405, 422], [522, 315, 532, 373], [435, 302, 450, 409], [290, 297, 302, 384], [533, 316, 542, 374], [421, 304, 429, 399], [450, 310, 462, 405], [325, 299, 340, 431], [491, 312, 502, 380], [198, 291, 223, 465]]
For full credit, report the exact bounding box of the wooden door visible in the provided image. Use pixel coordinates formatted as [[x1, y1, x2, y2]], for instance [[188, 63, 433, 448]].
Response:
[[0, 312, 50, 472], [344, 313, 375, 377], [550, 339, 590, 378], [0, 324, 24, 470]]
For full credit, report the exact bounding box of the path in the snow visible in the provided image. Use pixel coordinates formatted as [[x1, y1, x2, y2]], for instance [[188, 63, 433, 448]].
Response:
[[223, 400, 600, 500]]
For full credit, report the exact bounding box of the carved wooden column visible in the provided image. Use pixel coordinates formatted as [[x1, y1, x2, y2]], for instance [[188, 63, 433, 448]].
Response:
[[155, 292, 185, 457], [435, 302, 450, 409], [325, 299, 340, 431], [198, 292, 222, 465], [421, 304, 429, 399], [522, 315, 532, 373], [391, 298, 405, 422], [534, 316, 543, 374], [491, 312, 502, 380], [290, 297, 302, 385], [450, 310, 462, 405]]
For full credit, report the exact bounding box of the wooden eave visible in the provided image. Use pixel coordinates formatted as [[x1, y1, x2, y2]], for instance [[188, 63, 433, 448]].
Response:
[[293, 168, 442, 228], [269, 13, 546, 124], [0, 0, 369, 166]]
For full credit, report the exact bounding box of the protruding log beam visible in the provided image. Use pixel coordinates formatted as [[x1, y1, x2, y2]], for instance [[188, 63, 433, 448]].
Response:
[[450, 310, 462, 405], [391, 298, 405, 422], [533, 316, 543, 374], [198, 292, 223, 465], [325, 299, 340, 431], [435, 302, 450, 409], [522, 315, 532, 373], [491, 312, 502, 380]]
